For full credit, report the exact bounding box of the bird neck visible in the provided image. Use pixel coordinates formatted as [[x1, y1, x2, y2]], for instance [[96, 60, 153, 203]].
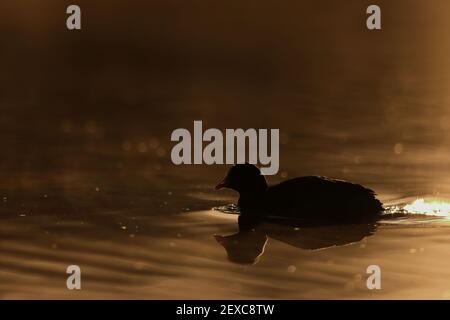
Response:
[[238, 188, 266, 213]]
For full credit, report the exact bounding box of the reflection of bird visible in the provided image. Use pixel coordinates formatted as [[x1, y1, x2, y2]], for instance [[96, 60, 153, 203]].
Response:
[[215, 223, 377, 264], [215, 233, 268, 264], [215, 164, 384, 230]]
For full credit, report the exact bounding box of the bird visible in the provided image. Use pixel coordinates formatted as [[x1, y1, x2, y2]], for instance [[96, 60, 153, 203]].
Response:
[[215, 163, 384, 230]]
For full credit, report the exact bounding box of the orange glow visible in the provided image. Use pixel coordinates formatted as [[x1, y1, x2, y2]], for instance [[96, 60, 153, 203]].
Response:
[[403, 199, 450, 217]]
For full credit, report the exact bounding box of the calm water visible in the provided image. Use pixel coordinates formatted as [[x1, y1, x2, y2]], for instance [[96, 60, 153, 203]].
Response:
[[1, 1, 450, 299], [0, 130, 449, 299]]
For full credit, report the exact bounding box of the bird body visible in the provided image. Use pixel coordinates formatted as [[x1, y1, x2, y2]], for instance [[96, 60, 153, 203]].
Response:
[[258, 176, 382, 224], [215, 164, 383, 230]]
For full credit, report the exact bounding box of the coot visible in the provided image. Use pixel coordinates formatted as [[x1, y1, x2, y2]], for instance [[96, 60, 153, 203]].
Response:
[[215, 164, 384, 230]]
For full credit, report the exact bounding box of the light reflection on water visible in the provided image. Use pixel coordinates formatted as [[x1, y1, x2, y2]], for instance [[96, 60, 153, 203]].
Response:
[[403, 199, 450, 217]]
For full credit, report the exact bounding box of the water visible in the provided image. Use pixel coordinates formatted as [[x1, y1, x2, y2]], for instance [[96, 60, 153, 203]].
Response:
[[1, 0, 450, 299]]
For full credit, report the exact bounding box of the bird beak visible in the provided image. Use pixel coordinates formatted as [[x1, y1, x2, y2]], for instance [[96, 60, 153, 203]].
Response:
[[214, 178, 228, 190]]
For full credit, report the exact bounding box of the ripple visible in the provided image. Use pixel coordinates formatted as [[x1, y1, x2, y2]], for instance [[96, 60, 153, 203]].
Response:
[[212, 204, 240, 215], [384, 199, 450, 218]]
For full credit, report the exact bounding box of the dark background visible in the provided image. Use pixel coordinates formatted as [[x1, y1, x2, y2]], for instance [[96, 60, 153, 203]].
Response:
[[0, 0, 448, 202]]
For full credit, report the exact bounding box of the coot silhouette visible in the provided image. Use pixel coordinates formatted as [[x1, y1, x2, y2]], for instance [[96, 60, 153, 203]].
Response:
[[215, 164, 384, 230]]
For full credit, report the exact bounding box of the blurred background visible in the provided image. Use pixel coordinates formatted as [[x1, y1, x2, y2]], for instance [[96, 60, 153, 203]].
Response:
[[0, 1, 449, 203]]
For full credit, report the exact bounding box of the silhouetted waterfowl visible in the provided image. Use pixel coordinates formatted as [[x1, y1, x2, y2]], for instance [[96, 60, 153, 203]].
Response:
[[215, 164, 384, 230], [215, 223, 377, 264]]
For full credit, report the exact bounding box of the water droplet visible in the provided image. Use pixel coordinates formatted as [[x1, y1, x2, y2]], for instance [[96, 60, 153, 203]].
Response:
[[287, 265, 296, 273], [394, 143, 403, 155], [137, 142, 148, 153]]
